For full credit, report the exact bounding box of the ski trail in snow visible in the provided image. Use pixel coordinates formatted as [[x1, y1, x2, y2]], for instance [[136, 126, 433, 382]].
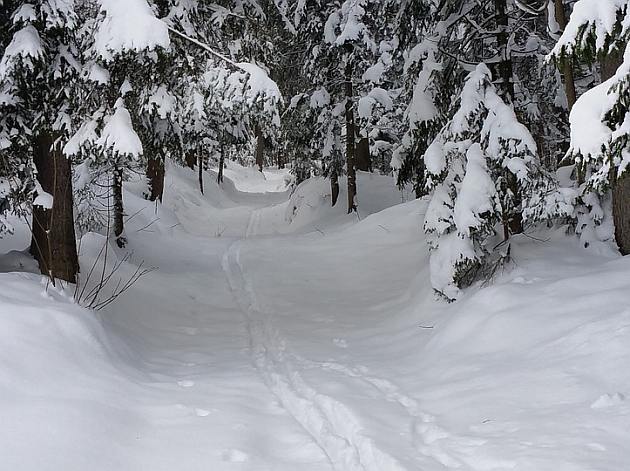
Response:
[[300, 353, 490, 468], [245, 208, 262, 239], [222, 241, 409, 471]]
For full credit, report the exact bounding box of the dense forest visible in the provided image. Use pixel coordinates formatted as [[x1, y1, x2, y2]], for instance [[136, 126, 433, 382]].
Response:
[[1, 1, 629, 470], [1, 0, 629, 298]]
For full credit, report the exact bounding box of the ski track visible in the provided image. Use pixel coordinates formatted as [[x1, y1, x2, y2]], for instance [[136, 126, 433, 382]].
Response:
[[299, 358, 492, 469], [222, 240, 410, 471], [245, 208, 263, 238], [225, 208, 492, 470]]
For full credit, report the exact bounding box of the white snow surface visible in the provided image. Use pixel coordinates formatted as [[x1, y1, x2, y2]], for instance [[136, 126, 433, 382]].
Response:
[[0, 162, 629, 470], [94, 0, 170, 60]]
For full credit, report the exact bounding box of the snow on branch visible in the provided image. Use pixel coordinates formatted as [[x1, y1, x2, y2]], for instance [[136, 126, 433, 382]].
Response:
[[94, 0, 170, 60]]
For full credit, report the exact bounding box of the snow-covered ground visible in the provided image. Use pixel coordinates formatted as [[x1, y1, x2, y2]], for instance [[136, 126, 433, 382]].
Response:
[[1, 162, 629, 470]]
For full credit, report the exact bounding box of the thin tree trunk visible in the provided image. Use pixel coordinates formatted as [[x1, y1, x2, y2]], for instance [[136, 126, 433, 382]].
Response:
[[494, 0, 522, 237], [255, 125, 264, 173], [493, 0, 514, 101], [218, 144, 225, 184], [345, 53, 357, 214], [198, 152, 204, 195], [30, 132, 79, 283], [554, 0, 577, 111], [331, 168, 340, 207], [613, 171, 630, 255], [112, 164, 126, 248], [146, 152, 165, 202], [356, 137, 371, 172]]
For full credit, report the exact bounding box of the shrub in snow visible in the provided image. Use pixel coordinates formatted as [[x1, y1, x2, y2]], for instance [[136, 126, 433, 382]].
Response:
[[424, 64, 573, 300]]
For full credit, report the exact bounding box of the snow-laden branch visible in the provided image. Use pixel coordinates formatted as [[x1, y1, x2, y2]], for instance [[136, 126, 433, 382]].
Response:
[[167, 26, 241, 70], [168, 26, 282, 105]]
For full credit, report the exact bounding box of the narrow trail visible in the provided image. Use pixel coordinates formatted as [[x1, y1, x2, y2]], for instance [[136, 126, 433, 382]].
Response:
[[222, 239, 410, 471], [219, 203, 488, 471]]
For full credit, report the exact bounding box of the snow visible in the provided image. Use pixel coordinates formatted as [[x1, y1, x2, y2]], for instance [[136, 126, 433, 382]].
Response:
[[0, 25, 43, 76], [93, 0, 170, 61], [453, 144, 498, 236], [550, 0, 628, 57], [0, 163, 629, 470], [97, 98, 143, 157], [358, 87, 393, 120]]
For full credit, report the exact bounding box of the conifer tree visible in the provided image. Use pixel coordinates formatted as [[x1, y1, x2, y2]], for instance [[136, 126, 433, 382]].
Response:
[[424, 64, 572, 299], [0, 0, 81, 282], [551, 0, 630, 254]]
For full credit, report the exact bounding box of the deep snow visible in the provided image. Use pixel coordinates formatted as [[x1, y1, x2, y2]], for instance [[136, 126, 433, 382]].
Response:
[[0, 162, 628, 470]]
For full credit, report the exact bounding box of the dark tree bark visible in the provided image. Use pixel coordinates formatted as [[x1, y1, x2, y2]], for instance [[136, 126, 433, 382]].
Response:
[[31, 134, 53, 278], [30, 132, 79, 283], [356, 137, 371, 172], [493, 0, 523, 237], [198, 152, 204, 195], [601, 46, 629, 254], [554, 0, 577, 111], [345, 52, 357, 214], [217, 144, 225, 184], [185, 151, 196, 170], [255, 125, 264, 173], [331, 168, 340, 207], [492, 0, 515, 101], [146, 151, 165, 202], [112, 164, 126, 248], [613, 171, 630, 255]]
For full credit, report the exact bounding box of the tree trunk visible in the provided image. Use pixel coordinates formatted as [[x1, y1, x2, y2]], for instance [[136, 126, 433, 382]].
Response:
[[554, 0, 577, 111], [31, 134, 53, 278], [345, 53, 357, 214], [185, 151, 196, 170], [356, 137, 371, 172], [255, 125, 264, 173], [218, 144, 225, 184], [30, 132, 79, 283], [601, 47, 628, 254], [198, 152, 204, 195], [112, 164, 126, 248], [494, 0, 522, 237], [493, 0, 514, 101], [331, 168, 340, 207], [146, 152, 165, 202], [613, 171, 630, 255]]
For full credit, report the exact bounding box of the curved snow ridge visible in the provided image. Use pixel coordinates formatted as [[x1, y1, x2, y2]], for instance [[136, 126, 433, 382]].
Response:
[[222, 242, 408, 471]]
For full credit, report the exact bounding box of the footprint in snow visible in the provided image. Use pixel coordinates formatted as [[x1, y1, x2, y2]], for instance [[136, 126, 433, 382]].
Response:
[[177, 380, 195, 388], [591, 392, 626, 409], [221, 449, 249, 462], [195, 408, 211, 417]]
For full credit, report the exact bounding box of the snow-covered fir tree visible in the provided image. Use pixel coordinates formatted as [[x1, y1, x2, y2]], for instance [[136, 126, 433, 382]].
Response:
[[424, 64, 573, 300]]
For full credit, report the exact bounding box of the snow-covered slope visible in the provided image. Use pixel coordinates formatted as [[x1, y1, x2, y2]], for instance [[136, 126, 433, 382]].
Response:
[[0, 163, 628, 470]]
